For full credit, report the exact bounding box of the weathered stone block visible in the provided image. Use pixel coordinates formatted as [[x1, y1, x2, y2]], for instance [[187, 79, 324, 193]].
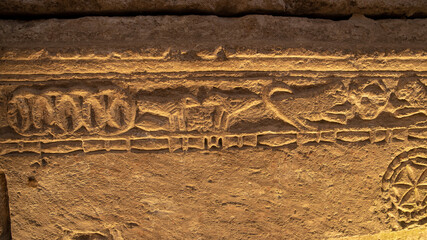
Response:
[[0, 15, 426, 239]]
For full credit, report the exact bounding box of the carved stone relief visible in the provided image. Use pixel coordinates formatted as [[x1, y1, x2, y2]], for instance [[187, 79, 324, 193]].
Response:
[[1, 14, 427, 239], [382, 148, 427, 226], [1, 78, 426, 155]]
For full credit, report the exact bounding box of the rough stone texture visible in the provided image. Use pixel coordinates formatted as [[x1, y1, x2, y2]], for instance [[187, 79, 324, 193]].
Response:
[[335, 226, 427, 239], [0, 0, 426, 18], [0, 15, 426, 76], [1, 145, 426, 239], [0, 15, 427, 239], [0, 172, 12, 240], [1, 15, 426, 49]]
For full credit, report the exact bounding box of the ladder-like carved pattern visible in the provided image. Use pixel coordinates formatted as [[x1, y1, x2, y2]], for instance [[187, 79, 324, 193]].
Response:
[[0, 127, 426, 155]]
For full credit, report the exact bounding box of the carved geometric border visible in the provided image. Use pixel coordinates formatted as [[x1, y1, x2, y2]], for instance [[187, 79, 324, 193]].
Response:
[[1, 128, 427, 155]]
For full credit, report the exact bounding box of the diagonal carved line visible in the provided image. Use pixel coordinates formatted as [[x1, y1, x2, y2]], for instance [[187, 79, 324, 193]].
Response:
[[399, 187, 415, 206], [417, 169, 427, 185]]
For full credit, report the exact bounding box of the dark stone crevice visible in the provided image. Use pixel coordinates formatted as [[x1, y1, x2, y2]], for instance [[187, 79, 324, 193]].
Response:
[[0, 10, 426, 21]]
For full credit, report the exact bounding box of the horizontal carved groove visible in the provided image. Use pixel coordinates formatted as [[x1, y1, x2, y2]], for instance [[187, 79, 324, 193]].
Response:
[[1, 11, 427, 21], [1, 59, 426, 75], [0, 128, 426, 155], [2, 49, 427, 61], [2, 71, 427, 84]]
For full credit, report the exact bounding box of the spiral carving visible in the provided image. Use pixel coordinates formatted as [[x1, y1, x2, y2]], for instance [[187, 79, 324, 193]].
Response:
[[7, 87, 135, 136]]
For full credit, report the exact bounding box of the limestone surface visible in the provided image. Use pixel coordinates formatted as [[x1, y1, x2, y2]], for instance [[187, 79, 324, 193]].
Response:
[[0, 16, 426, 76], [0, 15, 427, 240], [1, 15, 426, 49], [334, 226, 427, 239]]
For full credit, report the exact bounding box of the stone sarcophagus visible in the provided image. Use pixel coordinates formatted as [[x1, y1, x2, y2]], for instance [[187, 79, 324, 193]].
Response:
[[0, 13, 426, 239]]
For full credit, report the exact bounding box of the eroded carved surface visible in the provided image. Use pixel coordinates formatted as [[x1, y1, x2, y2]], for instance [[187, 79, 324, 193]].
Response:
[[0, 77, 426, 154], [1, 14, 426, 239], [382, 148, 427, 226], [7, 85, 135, 137]]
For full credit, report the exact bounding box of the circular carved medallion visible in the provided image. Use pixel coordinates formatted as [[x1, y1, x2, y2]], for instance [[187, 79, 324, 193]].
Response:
[[382, 148, 427, 225]]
